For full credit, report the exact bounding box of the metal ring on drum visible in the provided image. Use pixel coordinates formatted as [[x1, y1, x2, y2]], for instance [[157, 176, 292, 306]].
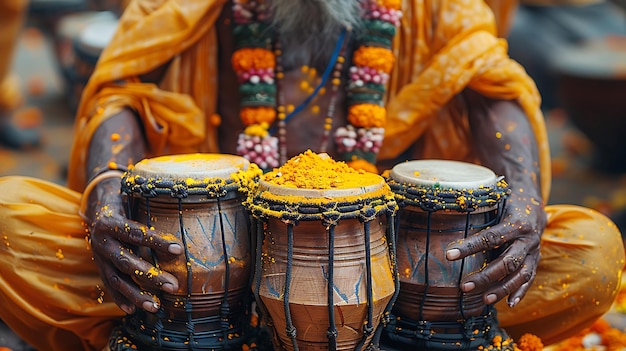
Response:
[[246, 166, 399, 351], [382, 159, 511, 351], [113, 153, 259, 351]]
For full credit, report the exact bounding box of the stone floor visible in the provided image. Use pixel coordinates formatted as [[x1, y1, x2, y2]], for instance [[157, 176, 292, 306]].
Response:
[[1, 7, 626, 351]]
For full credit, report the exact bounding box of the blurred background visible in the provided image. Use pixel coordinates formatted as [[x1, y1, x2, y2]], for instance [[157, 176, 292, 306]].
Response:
[[0, 0, 625, 349]]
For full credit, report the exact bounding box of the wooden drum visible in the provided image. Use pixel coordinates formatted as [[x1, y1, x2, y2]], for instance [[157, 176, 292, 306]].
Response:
[[114, 153, 258, 351], [54, 10, 118, 111], [382, 160, 510, 350], [71, 18, 118, 108], [554, 37, 626, 172], [245, 152, 399, 351]]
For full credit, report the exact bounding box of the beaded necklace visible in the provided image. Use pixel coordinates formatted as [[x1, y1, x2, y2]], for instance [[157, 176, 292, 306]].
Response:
[[232, 0, 402, 172]]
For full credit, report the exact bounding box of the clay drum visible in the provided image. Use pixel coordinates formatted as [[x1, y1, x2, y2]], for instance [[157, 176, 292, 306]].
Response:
[[382, 159, 510, 350], [116, 153, 256, 351], [246, 153, 399, 351]]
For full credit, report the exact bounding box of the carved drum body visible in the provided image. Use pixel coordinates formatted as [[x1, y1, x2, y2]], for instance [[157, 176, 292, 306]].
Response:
[[115, 154, 256, 351]]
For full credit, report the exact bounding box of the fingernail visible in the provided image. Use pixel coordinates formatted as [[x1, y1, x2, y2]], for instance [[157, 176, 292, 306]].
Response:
[[462, 282, 475, 292], [168, 243, 183, 255], [486, 294, 497, 304], [162, 283, 176, 294], [509, 297, 520, 308], [446, 249, 461, 260], [143, 300, 159, 312], [120, 304, 135, 314]]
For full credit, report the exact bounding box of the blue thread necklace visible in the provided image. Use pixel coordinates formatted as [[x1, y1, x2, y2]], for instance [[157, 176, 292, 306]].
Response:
[[273, 28, 349, 165]]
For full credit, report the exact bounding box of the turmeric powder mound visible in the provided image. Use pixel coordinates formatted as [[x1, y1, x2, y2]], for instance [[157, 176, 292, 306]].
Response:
[[263, 150, 380, 190]]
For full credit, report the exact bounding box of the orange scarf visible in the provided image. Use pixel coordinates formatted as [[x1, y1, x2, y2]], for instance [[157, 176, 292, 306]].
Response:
[[68, 0, 550, 201]]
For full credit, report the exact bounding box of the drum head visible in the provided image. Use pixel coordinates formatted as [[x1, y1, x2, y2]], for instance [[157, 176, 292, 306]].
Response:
[[389, 160, 498, 190], [76, 18, 119, 57], [259, 152, 387, 199], [258, 174, 386, 199], [57, 11, 117, 41], [132, 153, 250, 182], [554, 37, 626, 80]]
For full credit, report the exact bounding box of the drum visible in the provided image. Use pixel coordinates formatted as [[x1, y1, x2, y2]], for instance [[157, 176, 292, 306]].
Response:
[[112, 153, 258, 351], [382, 160, 511, 350], [554, 37, 626, 173], [54, 11, 118, 111], [88, 0, 129, 16], [246, 152, 399, 351]]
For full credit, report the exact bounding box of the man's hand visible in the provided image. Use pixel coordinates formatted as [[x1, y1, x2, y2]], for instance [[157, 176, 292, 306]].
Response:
[[86, 177, 183, 314], [446, 188, 546, 307]]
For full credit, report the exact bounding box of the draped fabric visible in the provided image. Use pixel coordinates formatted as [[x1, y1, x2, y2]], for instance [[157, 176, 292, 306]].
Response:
[[0, 1, 623, 350], [68, 0, 551, 203], [68, 0, 226, 190], [382, 0, 551, 201], [483, 0, 519, 37]]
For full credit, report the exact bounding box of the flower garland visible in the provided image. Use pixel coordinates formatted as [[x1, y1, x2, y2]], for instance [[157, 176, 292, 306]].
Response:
[[232, 0, 402, 172]]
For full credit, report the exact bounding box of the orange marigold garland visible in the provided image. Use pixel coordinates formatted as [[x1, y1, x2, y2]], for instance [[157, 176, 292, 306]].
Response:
[[233, 0, 278, 170], [334, 0, 401, 171], [233, 0, 402, 171]]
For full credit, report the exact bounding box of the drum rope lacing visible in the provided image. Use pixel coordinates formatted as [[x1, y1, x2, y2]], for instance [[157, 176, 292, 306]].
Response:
[[119, 175, 253, 350], [383, 305, 517, 350], [382, 176, 512, 350], [385, 176, 511, 213], [248, 193, 399, 351]]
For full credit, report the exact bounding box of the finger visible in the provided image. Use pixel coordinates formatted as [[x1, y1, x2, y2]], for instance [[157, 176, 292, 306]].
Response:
[[460, 240, 530, 292], [484, 255, 537, 307], [93, 235, 179, 294], [101, 261, 161, 313], [98, 215, 183, 256], [93, 255, 135, 314], [446, 222, 514, 261]]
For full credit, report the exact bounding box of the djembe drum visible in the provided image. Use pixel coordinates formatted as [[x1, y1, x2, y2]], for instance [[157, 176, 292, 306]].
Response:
[[245, 152, 399, 351], [111, 153, 258, 351], [382, 160, 511, 350]]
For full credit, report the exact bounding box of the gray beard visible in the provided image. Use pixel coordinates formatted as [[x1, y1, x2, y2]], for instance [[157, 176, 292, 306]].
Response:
[[270, 0, 363, 70]]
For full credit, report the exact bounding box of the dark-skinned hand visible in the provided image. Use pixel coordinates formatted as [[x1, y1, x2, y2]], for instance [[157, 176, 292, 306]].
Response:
[[85, 177, 183, 314], [446, 188, 546, 308]]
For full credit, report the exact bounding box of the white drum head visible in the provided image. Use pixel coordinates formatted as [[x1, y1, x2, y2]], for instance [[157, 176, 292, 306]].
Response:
[[57, 11, 117, 41], [132, 153, 250, 182], [389, 160, 498, 190], [257, 176, 386, 200], [77, 19, 119, 55]]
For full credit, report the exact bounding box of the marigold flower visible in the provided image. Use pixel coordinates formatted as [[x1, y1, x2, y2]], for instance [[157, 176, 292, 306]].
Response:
[[231, 48, 275, 73], [209, 113, 222, 126], [348, 104, 386, 128], [376, 0, 402, 10], [240, 106, 276, 125], [515, 333, 543, 351], [352, 46, 395, 73], [347, 159, 379, 174], [243, 122, 270, 137]]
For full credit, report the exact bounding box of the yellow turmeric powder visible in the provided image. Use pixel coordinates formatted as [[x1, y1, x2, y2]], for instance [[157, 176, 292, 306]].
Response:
[[263, 150, 381, 190]]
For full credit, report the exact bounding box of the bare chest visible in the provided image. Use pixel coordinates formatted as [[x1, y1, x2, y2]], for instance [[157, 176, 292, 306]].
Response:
[[215, 8, 351, 161]]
